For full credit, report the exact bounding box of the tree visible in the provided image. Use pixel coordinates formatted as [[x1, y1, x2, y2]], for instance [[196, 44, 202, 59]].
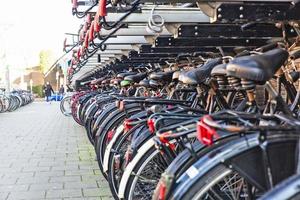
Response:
[[39, 50, 54, 74]]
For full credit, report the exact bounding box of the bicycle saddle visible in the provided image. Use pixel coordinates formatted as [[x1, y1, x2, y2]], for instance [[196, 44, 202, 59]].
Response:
[[149, 80, 160, 88], [211, 63, 227, 76], [91, 77, 105, 85], [110, 78, 121, 85], [149, 71, 174, 83], [124, 73, 148, 83], [138, 79, 150, 88], [179, 58, 222, 85], [172, 71, 181, 81], [101, 78, 111, 84], [117, 72, 137, 79], [227, 48, 288, 82]]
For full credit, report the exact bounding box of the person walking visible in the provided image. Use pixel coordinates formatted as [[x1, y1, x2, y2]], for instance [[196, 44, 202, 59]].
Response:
[[59, 85, 65, 95], [43, 82, 54, 103]]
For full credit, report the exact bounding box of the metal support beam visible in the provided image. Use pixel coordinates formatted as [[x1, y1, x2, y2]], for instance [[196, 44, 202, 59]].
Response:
[[214, 1, 300, 22], [140, 45, 234, 53], [99, 26, 171, 36], [94, 36, 148, 45], [176, 24, 297, 38], [155, 37, 272, 47]]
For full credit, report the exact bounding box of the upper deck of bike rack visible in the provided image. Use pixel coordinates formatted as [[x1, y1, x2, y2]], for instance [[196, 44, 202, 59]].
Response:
[[66, 0, 300, 85]]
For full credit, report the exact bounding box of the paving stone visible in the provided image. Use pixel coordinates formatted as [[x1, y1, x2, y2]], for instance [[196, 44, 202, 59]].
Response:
[[0, 167, 23, 173], [98, 187, 112, 196], [0, 163, 12, 168], [8, 191, 46, 200], [83, 188, 103, 197], [49, 176, 81, 183], [79, 165, 99, 170], [30, 183, 63, 191], [65, 169, 95, 176], [93, 169, 101, 175], [22, 166, 51, 172], [2, 172, 34, 179], [0, 178, 18, 185], [35, 170, 65, 177], [38, 161, 65, 167], [81, 175, 103, 182], [0, 184, 29, 192], [46, 189, 82, 198], [17, 176, 50, 184], [51, 165, 79, 171], [64, 181, 98, 189]]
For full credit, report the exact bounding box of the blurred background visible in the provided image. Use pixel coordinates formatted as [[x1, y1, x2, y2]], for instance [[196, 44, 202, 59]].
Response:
[[0, 0, 80, 97]]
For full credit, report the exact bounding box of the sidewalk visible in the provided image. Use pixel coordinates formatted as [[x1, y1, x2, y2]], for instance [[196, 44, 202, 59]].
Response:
[[0, 102, 112, 200]]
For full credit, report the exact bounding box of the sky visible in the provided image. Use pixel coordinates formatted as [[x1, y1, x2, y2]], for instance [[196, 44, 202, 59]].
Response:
[[0, 0, 80, 72]]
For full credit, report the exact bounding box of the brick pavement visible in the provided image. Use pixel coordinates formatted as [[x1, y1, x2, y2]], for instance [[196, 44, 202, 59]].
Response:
[[0, 102, 112, 200]]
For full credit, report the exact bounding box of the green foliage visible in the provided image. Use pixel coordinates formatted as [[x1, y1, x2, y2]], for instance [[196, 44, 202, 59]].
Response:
[[30, 85, 44, 97], [39, 50, 54, 74]]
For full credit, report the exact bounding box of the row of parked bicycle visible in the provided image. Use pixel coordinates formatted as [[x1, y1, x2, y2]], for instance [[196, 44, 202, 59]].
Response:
[[0, 90, 34, 112], [61, 46, 300, 200], [62, 0, 300, 199]]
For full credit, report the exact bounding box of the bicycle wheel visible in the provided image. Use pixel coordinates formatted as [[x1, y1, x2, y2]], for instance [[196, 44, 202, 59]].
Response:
[[172, 132, 300, 200], [107, 124, 147, 199], [121, 142, 167, 200], [259, 174, 300, 200], [95, 104, 142, 176], [60, 96, 72, 116]]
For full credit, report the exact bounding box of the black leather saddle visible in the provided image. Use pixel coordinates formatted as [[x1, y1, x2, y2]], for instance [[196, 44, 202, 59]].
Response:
[[227, 48, 288, 82], [149, 80, 160, 88], [124, 73, 148, 83], [139, 79, 150, 88], [117, 72, 137, 79], [179, 58, 222, 85], [211, 63, 227, 76], [149, 71, 174, 83]]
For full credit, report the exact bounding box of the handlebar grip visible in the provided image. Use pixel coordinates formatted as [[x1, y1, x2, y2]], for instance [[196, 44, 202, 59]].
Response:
[[72, 0, 78, 9], [77, 47, 82, 59], [98, 0, 107, 17], [63, 38, 67, 51], [79, 30, 84, 42], [290, 49, 300, 60], [86, 14, 91, 24], [256, 42, 278, 52], [83, 23, 88, 33], [84, 31, 89, 48], [94, 17, 101, 32], [89, 22, 95, 42]]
